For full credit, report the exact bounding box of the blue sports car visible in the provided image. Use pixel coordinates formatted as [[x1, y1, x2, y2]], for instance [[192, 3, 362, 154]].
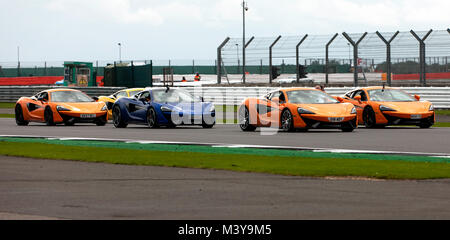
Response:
[[112, 87, 216, 128]]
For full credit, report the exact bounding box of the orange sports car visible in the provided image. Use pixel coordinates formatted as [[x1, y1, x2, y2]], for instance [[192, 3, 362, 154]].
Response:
[[340, 86, 435, 128], [239, 88, 358, 132], [15, 88, 108, 126]]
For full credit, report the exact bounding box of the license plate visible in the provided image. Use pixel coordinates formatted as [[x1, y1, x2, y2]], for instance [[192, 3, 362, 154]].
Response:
[[328, 117, 344, 122], [80, 114, 96, 118], [410, 114, 422, 119]]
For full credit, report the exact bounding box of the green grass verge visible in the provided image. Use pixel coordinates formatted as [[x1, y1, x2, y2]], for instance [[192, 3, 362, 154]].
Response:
[[436, 110, 450, 116], [434, 122, 450, 127], [0, 139, 449, 180], [0, 114, 14, 118], [0, 102, 15, 108]]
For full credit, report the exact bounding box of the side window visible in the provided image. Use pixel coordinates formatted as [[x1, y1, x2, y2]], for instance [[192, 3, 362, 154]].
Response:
[[40, 92, 49, 101], [139, 91, 151, 101], [268, 91, 279, 100], [353, 90, 367, 101], [279, 92, 286, 102], [116, 91, 127, 98], [33, 92, 42, 99], [345, 91, 353, 98]]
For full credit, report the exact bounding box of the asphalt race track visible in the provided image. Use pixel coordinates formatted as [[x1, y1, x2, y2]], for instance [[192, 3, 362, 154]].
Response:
[[1, 156, 449, 220], [0, 118, 449, 154], [1, 118, 450, 219]]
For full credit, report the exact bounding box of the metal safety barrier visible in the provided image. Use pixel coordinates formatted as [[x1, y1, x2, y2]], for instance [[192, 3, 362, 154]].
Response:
[[1, 86, 450, 109]]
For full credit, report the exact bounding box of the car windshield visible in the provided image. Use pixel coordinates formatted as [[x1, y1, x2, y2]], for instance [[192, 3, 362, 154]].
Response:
[[286, 90, 339, 104], [51, 91, 94, 102], [368, 89, 415, 102], [152, 89, 197, 103]]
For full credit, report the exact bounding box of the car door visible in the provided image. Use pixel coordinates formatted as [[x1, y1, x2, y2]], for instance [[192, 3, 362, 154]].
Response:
[[128, 91, 150, 122], [255, 92, 275, 126], [348, 90, 368, 123], [266, 91, 286, 126], [28, 92, 48, 121]]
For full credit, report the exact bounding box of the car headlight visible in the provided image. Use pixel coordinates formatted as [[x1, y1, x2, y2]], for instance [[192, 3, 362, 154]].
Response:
[[298, 107, 315, 114], [161, 106, 172, 112], [379, 105, 396, 112], [429, 105, 434, 111], [56, 105, 71, 111], [210, 105, 215, 112], [351, 107, 357, 114], [101, 104, 108, 111]]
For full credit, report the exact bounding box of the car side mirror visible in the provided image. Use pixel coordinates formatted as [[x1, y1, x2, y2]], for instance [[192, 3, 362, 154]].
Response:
[[414, 95, 420, 101], [336, 96, 344, 103], [354, 95, 362, 104], [93, 96, 99, 102]]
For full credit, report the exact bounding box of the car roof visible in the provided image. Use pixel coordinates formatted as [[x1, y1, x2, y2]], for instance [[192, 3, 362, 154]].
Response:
[[277, 87, 319, 92], [45, 88, 80, 93], [358, 86, 397, 91], [125, 88, 144, 92]]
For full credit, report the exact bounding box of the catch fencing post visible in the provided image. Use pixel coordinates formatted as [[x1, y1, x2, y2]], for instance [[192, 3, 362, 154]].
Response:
[[411, 29, 433, 86], [376, 31, 399, 86], [342, 32, 368, 87], [325, 33, 338, 85], [217, 37, 231, 84], [296, 35, 308, 83], [244, 36, 255, 79], [269, 35, 282, 84]]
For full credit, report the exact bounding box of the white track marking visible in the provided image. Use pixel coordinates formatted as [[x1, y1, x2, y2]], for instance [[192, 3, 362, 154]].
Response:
[[2, 135, 450, 158]]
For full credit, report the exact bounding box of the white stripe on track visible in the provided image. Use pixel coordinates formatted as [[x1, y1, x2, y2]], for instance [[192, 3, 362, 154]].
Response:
[[1, 134, 450, 158]]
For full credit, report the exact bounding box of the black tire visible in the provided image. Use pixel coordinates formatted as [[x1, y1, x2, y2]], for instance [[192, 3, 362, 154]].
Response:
[[202, 121, 215, 128], [341, 126, 355, 132], [95, 117, 107, 126], [281, 109, 295, 132], [341, 118, 357, 132], [146, 108, 159, 128], [363, 107, 377, 128], [44, 107, 55, 126], [15, 104, 29, 126], [167, 122, 177, 128], [112, 105, 127, 128], [239, 105, 256, 132], [419, 118, 433, 128]]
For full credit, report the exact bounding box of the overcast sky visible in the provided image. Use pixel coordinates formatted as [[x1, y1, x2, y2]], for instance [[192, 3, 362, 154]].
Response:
[[1, 0, 449, 63]]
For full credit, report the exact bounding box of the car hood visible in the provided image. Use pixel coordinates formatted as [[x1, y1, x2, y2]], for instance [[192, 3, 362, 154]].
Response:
[[294, 102, 354, 115], [55, 102, 105, 112], [375, 101, 431, 113]]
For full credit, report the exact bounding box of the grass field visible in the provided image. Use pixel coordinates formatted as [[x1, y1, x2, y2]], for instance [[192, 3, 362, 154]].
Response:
[[436, 110, 450, 116], [0, 137, 449, 180], [0, 102, 15, 108], [0, 114, 14, 118]]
